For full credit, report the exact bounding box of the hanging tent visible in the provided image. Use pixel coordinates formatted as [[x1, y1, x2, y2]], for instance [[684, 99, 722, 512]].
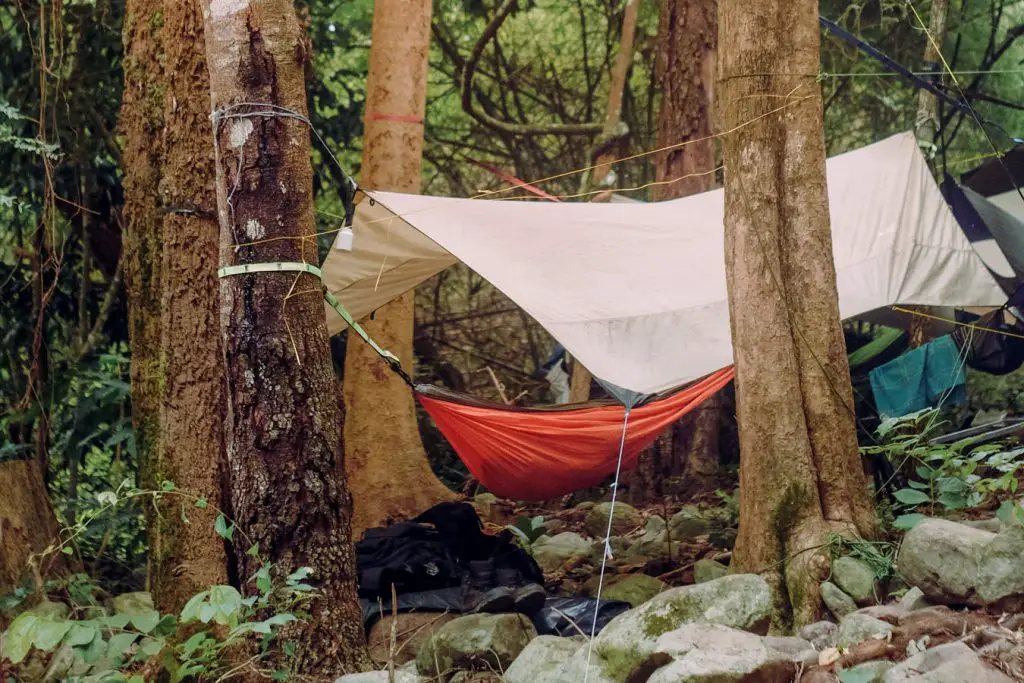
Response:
[[322, 132, 1005, 499]]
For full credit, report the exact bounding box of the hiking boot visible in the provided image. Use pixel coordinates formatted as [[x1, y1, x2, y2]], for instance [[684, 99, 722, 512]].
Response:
[[462, 560, 515, 614], [496, 567, 547, 616]]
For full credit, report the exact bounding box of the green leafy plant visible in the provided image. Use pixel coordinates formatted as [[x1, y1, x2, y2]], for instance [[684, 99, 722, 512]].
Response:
[[506, 515, 548, 545], [1, 482, 312, 682], [861, 410, 1024, 530]]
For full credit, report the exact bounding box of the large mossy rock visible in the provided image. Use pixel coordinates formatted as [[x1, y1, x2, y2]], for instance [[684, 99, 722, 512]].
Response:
[[897, 518, 1024, 606], [415, 613, 536, 678], [589, 574, 772, 681], [503, 635, 585, 683], [368, 613, 458, 666], [585, 502, 644, 537]]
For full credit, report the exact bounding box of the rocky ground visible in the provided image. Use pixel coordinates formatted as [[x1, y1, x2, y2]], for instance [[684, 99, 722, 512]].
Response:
[[338, 498, 1024, 683]]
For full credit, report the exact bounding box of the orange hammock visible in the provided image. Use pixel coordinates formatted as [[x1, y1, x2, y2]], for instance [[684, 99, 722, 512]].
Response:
[[416, 367, 735, 500]]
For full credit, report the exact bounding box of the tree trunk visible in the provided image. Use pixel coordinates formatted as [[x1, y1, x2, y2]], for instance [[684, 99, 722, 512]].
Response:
[[343, 0, 454, 537], [121, 0, 166, 564], [631, 0, 721, 503], [570, 0, 642, 403], [908, 0, 949, 349], [717, 0, 876, 630], [121, 0, 229, 613], [154, 0, 231, 612], [0, 460, 68, 599], [653, 0, 716, 200], [201, 0, 370, 673]]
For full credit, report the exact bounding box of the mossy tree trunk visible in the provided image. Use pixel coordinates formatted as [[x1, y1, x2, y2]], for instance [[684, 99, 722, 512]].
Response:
[[717, 0, 876, 630], [201, 0, 370, 672], [121, 0, 166, 516], [343, 0, 454, 537], [121, 0, 229, 612]]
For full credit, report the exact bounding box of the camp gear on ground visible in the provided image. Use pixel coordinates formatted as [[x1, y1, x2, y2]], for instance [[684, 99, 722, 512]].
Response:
[[462, 559, 516, 614], [496, 567, 547, 616], [869, 336, 967, 418]]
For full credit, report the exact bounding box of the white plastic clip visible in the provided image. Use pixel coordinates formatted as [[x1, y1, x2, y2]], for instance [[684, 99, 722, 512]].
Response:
[[334, 226, 354, 251]]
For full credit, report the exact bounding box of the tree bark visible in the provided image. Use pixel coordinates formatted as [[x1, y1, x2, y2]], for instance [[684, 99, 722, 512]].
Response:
[[631, 0, 721, 503], [717, 0, 876, 630], [201, 0, 370, 673], [121, 0, 166, 514], [121, 0, 230, 613], [154, 0, 231, 612], [0, 460, 68, 600], [343, 0, 454, 537], [908, 0, 949, 349], [653, 0, 716, 201]]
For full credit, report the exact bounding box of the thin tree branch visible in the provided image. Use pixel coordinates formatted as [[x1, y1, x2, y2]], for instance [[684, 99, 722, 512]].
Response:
[[460, 0, 603, 137]]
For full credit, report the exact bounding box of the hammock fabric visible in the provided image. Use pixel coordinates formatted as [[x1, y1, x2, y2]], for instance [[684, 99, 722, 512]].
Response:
[[415, 367, 735, 500]]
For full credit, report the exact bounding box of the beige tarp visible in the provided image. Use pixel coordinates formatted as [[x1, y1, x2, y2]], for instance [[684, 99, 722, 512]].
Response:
[[322, 132, 1004, 395]]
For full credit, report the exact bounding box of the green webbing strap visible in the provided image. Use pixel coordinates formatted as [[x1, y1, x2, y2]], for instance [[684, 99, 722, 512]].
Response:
[[218, 261, 324, 279], [217, 261, 414, 387]]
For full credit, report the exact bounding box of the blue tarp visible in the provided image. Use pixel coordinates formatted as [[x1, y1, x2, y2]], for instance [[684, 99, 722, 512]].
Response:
[[869, 335, 967, 417]]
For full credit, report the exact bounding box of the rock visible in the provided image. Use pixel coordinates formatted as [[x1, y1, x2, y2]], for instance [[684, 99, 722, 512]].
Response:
[[977, 522, 1024, 605], [533, 532, 591, 573], [598, 574, 668, 608], [367, 612, 458, 666], [799, 621, 839, 651], [415, 613, 536, 678], [624, 538, 674, 564], [821, 581, 858, 619], [585, 502, 644, 537], [763, 636, 818, 666], [842, 659, 893, 681], [694, 559, 730, 584], [504, 635, 585, 683], [546, 648, 617, 683], [590, 536, 632, 565], [111, 591, 153, 615], [449, 673, 502, 683], [899, 586, 931, 612], [635, 516, 668, 544], [591, 574, 773, 680], [962, 518, 1003, 533], [642, 624, 795, 683], [882, 641, 1014, 682], [898, 518, 1024, 607], [836, 614, 894, 647], [852, 604, 906, 623], [334, 672, 423, 683], [896, 518, 992, 606], [335, 672, 423, 683], [575, 501, 597, 513], [832, 556, 879, 606], [668, 506, 712, 540]]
